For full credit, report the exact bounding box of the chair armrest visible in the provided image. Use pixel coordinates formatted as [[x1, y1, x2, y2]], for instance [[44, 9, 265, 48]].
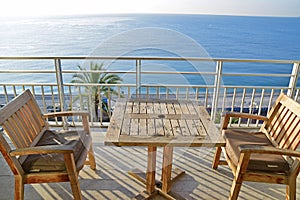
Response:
[[44, 111, 91, 132], [239, 144, 300, 157], [222, 112, 268, 129], [43, 111, 90, 119], [9, 145, 74, 156], [223, 112, 268, 121]]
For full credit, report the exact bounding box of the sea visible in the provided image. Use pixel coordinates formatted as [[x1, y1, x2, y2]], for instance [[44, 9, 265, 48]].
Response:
[[0, 14, 300, 87]]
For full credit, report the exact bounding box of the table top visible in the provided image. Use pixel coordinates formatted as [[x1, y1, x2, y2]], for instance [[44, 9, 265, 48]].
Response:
[[105, 98, 225, 147]]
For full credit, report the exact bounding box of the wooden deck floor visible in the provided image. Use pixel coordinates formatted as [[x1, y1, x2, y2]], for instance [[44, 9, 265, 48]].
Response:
[[0, 129, 299, 200]]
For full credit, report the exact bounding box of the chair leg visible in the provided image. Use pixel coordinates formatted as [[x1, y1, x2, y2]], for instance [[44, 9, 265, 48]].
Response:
[[64, 154, 83, 200], [14, 176, 24, 200], [69, 175, 82, 200], [286, 177, 296, 200], [229, 178, 242, 200], [88, 145, 96, 170], [212, 147, 222, 169]]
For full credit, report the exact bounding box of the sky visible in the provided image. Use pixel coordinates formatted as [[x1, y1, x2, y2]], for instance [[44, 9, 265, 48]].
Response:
[[0, 0, 299, 18]]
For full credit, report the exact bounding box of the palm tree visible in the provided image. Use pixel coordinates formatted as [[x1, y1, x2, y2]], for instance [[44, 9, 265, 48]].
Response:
[[71, 62, 122, 121]]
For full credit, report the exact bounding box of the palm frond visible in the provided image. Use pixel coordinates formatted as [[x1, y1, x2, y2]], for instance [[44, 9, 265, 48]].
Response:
[[70, 62, 123, 120]]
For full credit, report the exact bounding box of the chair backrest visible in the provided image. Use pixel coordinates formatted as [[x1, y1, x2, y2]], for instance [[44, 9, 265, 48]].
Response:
[[261, 93, 300, 150], [0, 89, 47, 149]]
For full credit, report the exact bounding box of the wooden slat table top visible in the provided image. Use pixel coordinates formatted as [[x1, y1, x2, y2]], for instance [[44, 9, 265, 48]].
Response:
[[105, 98, 225, 147]]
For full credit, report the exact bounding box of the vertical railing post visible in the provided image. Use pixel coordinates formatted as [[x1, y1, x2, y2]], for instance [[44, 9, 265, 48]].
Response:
[[287, 62, 300, 98], [136, 59, 142, 98], [54, 58, 67, 129], [211, 61, 223, 121]]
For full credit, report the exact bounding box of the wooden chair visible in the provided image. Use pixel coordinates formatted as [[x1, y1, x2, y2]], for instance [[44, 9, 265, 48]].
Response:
[[0, 89, 96, 200], [212, 93, 300, 200]]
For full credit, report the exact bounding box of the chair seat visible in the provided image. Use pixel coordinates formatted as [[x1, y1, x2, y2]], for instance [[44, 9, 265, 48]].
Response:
[[21, 130, 92, 173], [222, 129, 290, 173]]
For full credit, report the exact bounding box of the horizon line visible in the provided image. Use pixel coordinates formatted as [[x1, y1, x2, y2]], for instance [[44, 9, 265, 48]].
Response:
[[0, 12, 299, 19]]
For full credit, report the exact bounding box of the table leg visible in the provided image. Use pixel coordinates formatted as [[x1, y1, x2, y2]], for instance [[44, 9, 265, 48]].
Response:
[[146, 146, 157, 194], [129, 146, 185, 199], [161, 146, 173, 193]]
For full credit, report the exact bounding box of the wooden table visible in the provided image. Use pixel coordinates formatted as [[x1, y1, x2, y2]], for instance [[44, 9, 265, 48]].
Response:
[[105, 98, 225, 199]]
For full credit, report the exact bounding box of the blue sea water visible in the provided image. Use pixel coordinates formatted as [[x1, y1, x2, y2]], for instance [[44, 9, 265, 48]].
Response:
[[0, 14, 299, 86]]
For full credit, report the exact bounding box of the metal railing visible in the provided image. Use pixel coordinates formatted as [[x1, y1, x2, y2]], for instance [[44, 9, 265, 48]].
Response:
[[0, 56, 299, 128]]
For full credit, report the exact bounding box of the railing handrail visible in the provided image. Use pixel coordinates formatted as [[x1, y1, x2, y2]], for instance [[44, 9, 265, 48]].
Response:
[[0, 56, 299, 64]]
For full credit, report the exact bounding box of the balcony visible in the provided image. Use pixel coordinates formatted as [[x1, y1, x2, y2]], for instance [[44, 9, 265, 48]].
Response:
[[0, 56, 300, 199], [1, 129, 300, 199]]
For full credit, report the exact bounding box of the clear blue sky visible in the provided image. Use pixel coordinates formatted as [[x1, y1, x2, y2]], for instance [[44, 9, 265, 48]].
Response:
[[1, 0, 299, 17]]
